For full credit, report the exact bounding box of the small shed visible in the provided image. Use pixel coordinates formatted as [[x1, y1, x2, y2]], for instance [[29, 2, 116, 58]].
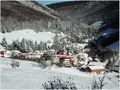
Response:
[[85, 66, 105, 74], [4, 50, 12, 58]]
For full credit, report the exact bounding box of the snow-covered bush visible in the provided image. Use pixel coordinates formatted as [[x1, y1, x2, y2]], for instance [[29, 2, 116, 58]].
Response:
[[42, 77, 77, 90], [11, 60, 20, 68]]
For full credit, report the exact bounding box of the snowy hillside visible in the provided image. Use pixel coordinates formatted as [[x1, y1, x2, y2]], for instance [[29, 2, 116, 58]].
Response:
[[1, 1, 60, 33], [18, 1, 58, 19], [0, 57, 119, 89], [0, 29, 66, 46]]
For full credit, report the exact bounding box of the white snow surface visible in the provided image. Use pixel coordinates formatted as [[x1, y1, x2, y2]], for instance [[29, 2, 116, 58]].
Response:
[[0, 57, 119, 89], [90, 21, 103, 30], [0, 29, 66, 46], [0, 29, 55, 44]]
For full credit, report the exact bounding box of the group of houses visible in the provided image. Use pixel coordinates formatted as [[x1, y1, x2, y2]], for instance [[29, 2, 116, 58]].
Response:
[[50, 42, 106, 75], [0, 44, 106, 75], [0, 47, 43, 60]]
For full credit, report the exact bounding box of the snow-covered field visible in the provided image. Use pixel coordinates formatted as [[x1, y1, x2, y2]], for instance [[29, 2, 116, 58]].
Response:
[[0, 57, 119, 89], [0, 29, 66, 46]]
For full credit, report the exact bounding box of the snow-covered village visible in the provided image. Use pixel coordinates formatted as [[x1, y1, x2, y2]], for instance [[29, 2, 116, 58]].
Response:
[[0, 0, 119, 90]]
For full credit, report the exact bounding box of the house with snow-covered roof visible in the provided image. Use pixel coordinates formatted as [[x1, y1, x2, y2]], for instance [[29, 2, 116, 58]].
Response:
[[85, 66, 106, 75]]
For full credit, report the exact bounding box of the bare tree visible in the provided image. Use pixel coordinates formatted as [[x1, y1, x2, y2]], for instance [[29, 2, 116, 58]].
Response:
[[42, 77, 77, 90], [92, 75, 107, 89]]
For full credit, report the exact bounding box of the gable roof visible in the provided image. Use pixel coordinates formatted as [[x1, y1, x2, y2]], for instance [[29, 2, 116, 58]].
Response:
[[86, 66, 105, 71]]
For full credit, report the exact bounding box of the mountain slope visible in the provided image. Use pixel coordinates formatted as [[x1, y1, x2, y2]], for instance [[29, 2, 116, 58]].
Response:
[[47, 1, 119, 25], [1, 1, 119, 45], [48, 1, 119, 46], [1, 1, 59, 33], [1, 1, 88, 44]]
